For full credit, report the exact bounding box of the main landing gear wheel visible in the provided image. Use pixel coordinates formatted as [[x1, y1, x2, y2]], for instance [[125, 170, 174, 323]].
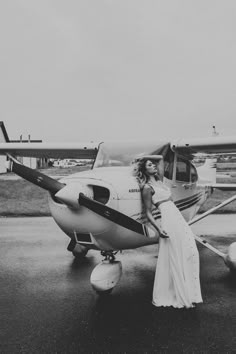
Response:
[[90, 251, 122, 295], [224, 242, 236, 273], [72, 246, 88, 259], [67, 239, 88, 259]]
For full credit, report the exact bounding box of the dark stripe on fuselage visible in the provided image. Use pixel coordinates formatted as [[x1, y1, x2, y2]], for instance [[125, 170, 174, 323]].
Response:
[[174, 192, 202, 206], [178, 195, 203, 212], [175, 192, 203, 209], [151, 192, 204, 220]]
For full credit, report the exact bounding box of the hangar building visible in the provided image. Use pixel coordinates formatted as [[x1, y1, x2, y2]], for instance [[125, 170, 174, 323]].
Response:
[[0, 121, 45, 173]]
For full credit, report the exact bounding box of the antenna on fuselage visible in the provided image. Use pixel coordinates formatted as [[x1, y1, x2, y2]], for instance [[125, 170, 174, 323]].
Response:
[[212, 125, 219, 137]]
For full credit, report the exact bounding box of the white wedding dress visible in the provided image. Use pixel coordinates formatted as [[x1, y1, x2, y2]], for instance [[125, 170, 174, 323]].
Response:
[[149, 180, 203, 308]]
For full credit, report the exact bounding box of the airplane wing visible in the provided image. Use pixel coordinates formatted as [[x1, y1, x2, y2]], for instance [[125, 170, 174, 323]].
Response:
[[172, 135, 236, 155], [0, 142, 100, 159]]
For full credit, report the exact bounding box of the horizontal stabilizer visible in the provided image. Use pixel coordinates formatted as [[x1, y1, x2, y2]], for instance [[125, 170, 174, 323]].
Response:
[[197, 158, 216, 184]]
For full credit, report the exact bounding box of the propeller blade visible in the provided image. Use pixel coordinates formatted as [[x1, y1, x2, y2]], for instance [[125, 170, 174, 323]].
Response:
[[79, 193, 155, 237], [8, 156, 65, 194]]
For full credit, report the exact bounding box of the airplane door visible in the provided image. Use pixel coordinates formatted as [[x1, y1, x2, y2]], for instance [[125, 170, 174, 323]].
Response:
[[170, 154, 199, 221]]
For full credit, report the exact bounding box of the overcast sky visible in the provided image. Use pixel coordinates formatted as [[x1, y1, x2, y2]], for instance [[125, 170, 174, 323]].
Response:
[[0, 0, 236, 143]]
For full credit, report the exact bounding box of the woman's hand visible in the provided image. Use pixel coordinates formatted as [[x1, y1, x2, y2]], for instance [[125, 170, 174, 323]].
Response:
[[159, 229, 169, 239]]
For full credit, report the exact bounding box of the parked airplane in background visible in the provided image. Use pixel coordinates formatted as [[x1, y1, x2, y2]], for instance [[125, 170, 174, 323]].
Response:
[[52, 159, 87, 168], [0, 136, 236, 293]]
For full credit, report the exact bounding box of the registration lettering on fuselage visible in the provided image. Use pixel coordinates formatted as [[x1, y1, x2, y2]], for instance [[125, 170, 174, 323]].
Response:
[[129, 188, 140, 193]]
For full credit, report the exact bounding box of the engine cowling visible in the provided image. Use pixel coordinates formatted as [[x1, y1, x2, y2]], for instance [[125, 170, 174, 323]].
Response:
[[55, 182, 93, 209]]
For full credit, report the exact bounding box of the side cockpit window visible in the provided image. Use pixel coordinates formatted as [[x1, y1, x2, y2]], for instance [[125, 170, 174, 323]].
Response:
[[176, 157, 198, 183], [176, 158, 190, 182], [164, 148, 175, 180], [190, 164, 198, 183]]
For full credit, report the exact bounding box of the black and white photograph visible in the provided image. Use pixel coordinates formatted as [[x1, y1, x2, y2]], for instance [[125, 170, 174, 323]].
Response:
[[0, 1, 236, 353]]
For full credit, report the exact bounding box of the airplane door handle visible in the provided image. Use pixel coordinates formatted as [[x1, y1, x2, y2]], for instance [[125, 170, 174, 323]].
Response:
[[182, 183, 192, 189]]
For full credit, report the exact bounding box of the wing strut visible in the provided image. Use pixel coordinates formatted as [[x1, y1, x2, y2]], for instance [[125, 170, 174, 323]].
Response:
[[188, 195, 236, 259], [189, 195, 236, 226], [192, 234, 225, 258]]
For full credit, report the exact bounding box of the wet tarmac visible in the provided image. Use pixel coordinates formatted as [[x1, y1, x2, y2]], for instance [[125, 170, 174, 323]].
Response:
[[0, 216, 236, 353]]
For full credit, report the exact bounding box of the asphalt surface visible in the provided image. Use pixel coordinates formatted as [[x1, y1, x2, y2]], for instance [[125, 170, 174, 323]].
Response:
[[0, 216, 236, 353]]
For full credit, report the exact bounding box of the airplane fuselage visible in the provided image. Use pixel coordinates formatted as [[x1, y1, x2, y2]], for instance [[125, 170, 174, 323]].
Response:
[[48, 166, 211, 251]]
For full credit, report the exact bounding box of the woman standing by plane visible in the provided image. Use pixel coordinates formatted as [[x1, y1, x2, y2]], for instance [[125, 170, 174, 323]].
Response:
[[132, 156, 202, 308]]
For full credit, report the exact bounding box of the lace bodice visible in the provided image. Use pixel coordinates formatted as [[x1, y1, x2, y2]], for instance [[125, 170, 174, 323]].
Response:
[[147, 180, 171, 205]]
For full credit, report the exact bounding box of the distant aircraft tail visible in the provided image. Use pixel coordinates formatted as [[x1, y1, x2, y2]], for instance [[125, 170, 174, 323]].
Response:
[[197, 158, 217, 184]]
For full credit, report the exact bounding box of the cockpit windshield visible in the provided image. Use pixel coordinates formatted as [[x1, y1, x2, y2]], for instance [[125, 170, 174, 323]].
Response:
[[93, 141, 170, 168]]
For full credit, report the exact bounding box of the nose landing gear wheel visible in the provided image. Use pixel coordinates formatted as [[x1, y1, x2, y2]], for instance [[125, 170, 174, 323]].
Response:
[[90, 251, 122, 294]]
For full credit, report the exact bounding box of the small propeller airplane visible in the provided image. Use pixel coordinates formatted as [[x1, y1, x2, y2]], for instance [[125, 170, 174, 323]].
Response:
[[0, 135, 236, 293]]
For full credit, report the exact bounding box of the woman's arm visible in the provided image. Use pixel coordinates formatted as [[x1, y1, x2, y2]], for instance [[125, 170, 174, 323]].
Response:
[[142, 185, 169, 238], [157, 159, 165, 181]]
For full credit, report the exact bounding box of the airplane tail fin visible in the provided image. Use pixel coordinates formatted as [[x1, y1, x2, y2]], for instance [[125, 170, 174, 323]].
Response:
[[196, 158, 217, 184]]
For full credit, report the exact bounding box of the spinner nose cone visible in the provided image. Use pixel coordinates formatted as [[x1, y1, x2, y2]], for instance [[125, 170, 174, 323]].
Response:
[[55, 182, 93, 208], [224, 242, 236, 271]]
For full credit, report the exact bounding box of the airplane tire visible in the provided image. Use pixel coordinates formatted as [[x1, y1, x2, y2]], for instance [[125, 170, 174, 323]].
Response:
[[72, 249, 88, 259], [96, 288, 113, 296], [229, 268, 236, 275], [72, 244, 89, 259]]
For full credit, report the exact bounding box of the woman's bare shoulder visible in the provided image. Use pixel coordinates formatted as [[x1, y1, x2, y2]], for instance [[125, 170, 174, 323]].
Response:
[[142, 184, 153, 195], [142, 183, 151, 190]]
